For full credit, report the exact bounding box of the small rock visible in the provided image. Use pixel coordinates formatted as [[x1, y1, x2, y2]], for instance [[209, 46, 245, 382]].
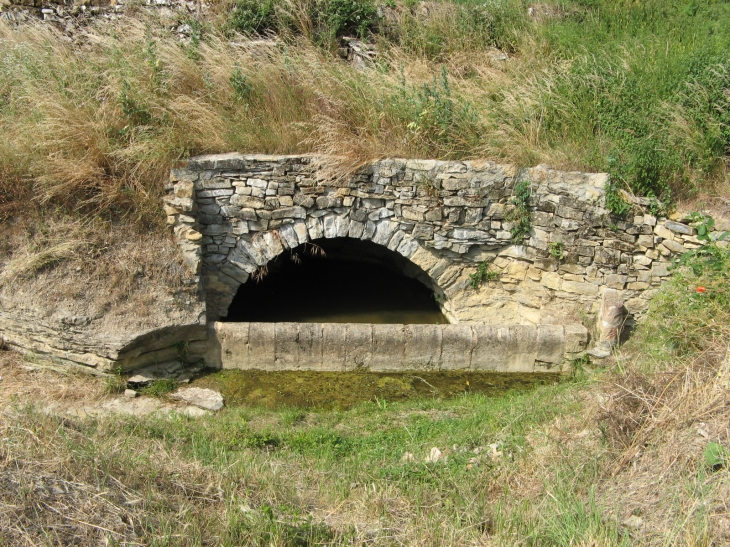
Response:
[[425, 447, 443, 463], [124, 389, 138, 399], [588, 341, 613, 359], [172, 387, 224, 411], [623, 515, 644, 529], [181, 406, 210, 417]]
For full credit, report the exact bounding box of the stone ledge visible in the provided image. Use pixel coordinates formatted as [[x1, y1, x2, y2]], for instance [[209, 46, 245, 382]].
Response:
[[209, 322, 589, 373]]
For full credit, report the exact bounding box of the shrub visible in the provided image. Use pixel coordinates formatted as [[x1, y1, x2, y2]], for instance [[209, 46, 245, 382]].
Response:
[[228, 0, 277, 35]]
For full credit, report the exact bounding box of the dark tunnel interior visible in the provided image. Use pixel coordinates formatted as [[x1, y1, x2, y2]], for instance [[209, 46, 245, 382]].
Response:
[[224, 238, 448, 324]]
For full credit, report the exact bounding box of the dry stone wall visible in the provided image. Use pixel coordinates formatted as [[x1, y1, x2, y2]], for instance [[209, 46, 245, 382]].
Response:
[[167, 153, 708, 328]]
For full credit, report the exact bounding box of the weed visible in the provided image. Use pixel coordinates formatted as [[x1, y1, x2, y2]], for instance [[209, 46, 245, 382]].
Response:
[[104, 366, 127, 395], [230, 65, 254, 103], [141, 378, 178, 397], [228, 0, 277, 35], [548, 241, 565, 261], [604, 181, 632, 218], [172, 340, 189, 359], [569, 354, 591, 380], [469, 260, 499, 289], [506, 178, 531, 243]]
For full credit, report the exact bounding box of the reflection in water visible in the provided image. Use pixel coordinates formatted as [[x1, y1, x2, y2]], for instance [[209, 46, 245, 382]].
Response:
[[193, 370, 560, 410], [225, 238, 447, 324]]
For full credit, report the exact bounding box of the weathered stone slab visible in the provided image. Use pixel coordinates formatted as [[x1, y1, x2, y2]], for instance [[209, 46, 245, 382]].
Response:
[[440, 325, 474, 371], [248, 323, 276, 370], [471, 324, 504, 371], [371, 324, 406, 372], [274, 323, 299, 369], [345, 323, 373, 370], [321, 323, 347, 371], [404, 324, 441, 371]]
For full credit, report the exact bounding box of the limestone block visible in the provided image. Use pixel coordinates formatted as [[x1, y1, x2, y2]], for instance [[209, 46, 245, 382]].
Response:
[[362, 220, 377, 240], [627, 282, 650, 290], [293, 221, 309, 244], [402, 207, 425, 221], [605, 274, 627, 289], [293, 193, 315, 208], [164, 195, 194, 212], [321, 323, 347, 371], [654, 225, 675, 240], [564, 324, 589, 353], [651, 262, 670, 277], [471, 324, 505, 371], [278, 224, 299, 249], [388, 230, 406, 251], [643, 214, 657, 226], [412, 223, 434, 239], [665, 220, 696, 235], [274, 323, 300, 370], [231, 195, 265, 208], [271, 206, 306, 220], [260, 231, 284, 261], [316, 195, 342, 208], [220, 262, 249, 284], [306, 216, 324, 240], [440, 325, 474, 371], [662, 239, 686, 254], [404, 325, 441, 371], [372, 220, 399, 246], [396, 235, 420, 259], [536, 325, 565, 364], [175, 180, 195, 198], [297, 323, 323, 368], [452, 228, 489, 241], [228, 246, 259, 273], [406, 159, 437, 170], [371, 324, 406, 372], [345, 323, 372, 370], [348, 219, 365, 238], [323, 214, 348, 238], [248, 323, 276, 370], [506, 326, 538, 372], [561, 279, 599, 295]]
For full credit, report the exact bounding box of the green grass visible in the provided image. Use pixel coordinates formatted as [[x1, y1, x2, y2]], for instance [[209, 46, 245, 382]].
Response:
[[4, 381, 622, 546]]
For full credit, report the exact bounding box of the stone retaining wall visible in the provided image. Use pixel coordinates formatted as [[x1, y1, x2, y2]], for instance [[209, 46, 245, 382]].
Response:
[[209, 322, 589, 373]]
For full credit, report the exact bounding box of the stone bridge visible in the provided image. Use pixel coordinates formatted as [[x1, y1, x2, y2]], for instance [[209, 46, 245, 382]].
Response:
[[0, 153, 710, 374], [157, 152, 708, 372], [168, 154, 688, 327]]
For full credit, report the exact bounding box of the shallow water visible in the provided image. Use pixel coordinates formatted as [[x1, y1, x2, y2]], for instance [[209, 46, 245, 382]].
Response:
[[191, 370, 560, 410]]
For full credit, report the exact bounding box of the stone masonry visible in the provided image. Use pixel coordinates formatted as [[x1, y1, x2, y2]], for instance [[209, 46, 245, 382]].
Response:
[[167, 153, 713, 329], [1, 153, 719, 374], [210, 322, 589, 374]]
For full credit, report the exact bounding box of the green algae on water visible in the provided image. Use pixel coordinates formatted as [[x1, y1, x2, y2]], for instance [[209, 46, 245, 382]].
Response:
[[191, 370, 560, 410]]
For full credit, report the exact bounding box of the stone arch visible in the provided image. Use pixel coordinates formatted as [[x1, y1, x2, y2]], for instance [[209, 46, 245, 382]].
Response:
[[166, 153, 702, 331], [203, 215, 458, 322]]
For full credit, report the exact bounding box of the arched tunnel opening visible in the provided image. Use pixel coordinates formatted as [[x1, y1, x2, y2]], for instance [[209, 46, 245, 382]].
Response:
[[224, 238, 448, 324]]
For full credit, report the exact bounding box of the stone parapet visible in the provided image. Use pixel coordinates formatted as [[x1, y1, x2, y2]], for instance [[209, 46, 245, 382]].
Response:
[[209, 322, 589, 373]]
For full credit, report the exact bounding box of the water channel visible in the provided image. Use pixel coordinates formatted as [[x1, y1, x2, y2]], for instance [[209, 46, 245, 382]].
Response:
[[212, 238, 557, 409]]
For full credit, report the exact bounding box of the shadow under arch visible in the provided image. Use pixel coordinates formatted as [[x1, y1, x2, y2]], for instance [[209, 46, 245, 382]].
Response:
[[223, 238, 448, 324]]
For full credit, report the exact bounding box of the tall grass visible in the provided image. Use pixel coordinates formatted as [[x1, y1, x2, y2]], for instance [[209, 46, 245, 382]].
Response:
[[1, 0, 729, 226]]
